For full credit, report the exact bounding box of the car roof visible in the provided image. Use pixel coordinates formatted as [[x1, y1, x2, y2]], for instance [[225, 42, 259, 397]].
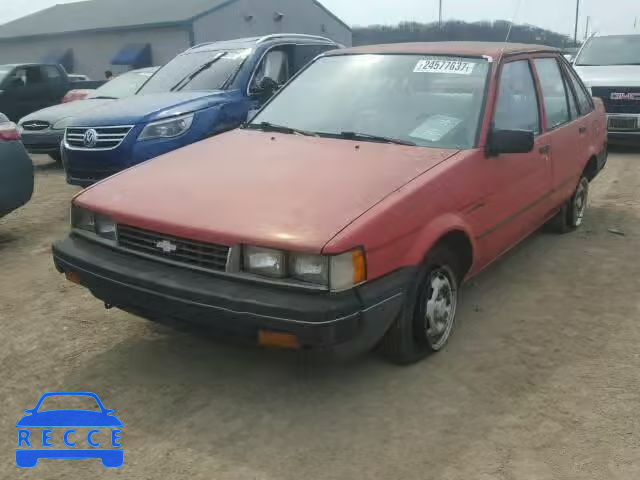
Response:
[[326, 41, 558, 58], [187, 33, 339, 54]]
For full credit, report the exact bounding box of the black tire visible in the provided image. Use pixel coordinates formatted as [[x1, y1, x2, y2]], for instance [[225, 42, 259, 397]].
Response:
[[48, 151, 62, 164], [378, 245, 461, 365], [548, 176, 589, 234]]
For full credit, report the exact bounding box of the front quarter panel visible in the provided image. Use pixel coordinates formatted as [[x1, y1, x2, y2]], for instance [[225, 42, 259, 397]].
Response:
[[323, 150, 484, 281]]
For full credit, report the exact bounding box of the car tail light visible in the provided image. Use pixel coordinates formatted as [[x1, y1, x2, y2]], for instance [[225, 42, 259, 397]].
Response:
[[0, 121, 20, 141]]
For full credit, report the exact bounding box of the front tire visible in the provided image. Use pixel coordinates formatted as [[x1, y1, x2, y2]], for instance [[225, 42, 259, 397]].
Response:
[[549, 176, 589, 233], [379, 245, 461, 365]]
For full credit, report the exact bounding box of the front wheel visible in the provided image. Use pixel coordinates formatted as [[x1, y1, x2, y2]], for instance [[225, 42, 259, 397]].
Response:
[[548, 176, 589, 233], [379, 245, 461, 365]]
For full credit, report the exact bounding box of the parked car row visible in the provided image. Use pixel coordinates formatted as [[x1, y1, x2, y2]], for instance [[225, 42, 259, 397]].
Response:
[[50, 41, 608, 364], [19, 67, 158, 163]]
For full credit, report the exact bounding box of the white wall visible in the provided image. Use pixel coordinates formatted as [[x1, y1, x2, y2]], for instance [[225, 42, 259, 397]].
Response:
[[0, 27, 191, 80], [193, 0, 352, 47]]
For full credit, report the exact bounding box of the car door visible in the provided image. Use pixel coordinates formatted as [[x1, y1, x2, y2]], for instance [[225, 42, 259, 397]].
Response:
[[532, 57, 584, 206], [5, 66, 50, 120], [41, 65, 67, 107], [473, 58, 554, 264]]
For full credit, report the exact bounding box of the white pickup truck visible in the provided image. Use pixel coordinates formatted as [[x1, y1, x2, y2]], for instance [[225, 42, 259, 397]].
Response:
[[574, 34, 640, 144]]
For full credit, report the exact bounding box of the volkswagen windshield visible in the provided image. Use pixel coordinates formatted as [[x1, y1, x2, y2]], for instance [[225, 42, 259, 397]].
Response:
[[138, 49, 252, 94]]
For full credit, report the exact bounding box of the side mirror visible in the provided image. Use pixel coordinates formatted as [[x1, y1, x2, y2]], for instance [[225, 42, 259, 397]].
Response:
[[8, 78, 24, 89], [486, 129, 534, 156]]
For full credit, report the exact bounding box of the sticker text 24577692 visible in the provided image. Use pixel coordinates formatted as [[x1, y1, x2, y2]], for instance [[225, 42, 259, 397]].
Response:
[[414, 58, 476, 75]]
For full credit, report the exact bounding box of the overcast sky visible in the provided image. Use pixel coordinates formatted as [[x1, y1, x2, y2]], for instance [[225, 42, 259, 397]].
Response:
[[1, 0, 639, 37]]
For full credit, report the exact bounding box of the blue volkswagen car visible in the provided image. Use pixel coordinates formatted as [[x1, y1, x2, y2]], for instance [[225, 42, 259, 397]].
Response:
[[15, 391, 123, 468], [62, 34, 340, 186]]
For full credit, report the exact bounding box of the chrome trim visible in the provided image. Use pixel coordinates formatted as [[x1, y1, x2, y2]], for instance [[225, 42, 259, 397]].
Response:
[[64, 125, 134, 151], [257, 33, 335, 44]]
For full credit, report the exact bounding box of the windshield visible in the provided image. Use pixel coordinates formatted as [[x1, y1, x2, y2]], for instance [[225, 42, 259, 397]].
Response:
[[87, 69, 156, 99], [575, 35, 640, 66], [138, 49, 251, 94], [250, 54, 489, 149]]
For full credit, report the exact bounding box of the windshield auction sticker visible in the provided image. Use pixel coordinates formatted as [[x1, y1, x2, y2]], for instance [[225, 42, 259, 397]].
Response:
[[414, 58, 476, 75]]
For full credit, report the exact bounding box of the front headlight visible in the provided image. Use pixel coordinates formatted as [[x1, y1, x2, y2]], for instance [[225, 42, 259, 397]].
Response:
[[72, 206, 116, 241], [242, 246, 366, 291], [53, 117, 73, 130], [138, 114, 194, 141]]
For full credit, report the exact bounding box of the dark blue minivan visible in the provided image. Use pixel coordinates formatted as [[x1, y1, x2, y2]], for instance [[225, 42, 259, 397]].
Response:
[[62, 34, 340, 186]]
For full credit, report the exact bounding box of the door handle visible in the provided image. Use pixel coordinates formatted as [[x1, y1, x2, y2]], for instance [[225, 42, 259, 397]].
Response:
[[539, 145, 551, 155], [579, 126, 588, 134]]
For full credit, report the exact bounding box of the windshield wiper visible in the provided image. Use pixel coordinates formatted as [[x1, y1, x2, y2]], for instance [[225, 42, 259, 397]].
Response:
[[338, 131, 417, 146], [170, 54, 225, 92], [247, 121, 318, 137], [90, 96, 117, 100]]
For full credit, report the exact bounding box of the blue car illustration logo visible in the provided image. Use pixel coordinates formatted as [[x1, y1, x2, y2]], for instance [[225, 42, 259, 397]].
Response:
[[16, 391, 123, 468]]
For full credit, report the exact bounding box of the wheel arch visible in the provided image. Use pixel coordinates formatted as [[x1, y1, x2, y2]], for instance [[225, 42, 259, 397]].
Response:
[[403, 214, 476, 282]]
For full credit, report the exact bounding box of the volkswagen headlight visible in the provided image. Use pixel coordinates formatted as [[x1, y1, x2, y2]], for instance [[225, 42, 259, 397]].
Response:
[[138, 114, 194, 141]]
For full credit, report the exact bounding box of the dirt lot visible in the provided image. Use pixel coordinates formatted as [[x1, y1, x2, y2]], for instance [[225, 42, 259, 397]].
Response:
[[1, 151, 639, 479]]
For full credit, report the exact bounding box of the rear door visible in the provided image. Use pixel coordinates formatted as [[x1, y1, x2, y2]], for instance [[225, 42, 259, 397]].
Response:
[[474, 58, 553, 262], [532, 57, 584, 205]]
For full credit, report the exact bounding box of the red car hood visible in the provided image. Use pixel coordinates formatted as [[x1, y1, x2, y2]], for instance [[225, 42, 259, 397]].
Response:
[[77, 130, 458, 252]]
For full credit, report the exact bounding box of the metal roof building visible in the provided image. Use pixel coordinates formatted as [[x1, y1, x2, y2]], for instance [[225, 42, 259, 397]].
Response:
[[0, 0, 351, 79]]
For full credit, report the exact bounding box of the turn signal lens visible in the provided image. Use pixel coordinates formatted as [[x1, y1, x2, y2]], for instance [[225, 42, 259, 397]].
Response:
[[352, 249, 366, 284]]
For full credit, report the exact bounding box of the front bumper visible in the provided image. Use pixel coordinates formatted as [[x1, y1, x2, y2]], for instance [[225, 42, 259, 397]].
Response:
[[20, 130, 64, 154], [606, 114, 640, 144], [52, 236, 411, 358]]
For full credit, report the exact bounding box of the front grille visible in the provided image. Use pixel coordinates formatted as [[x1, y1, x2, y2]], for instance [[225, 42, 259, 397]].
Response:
[[608, 116, 638, 131], [22, 121, 50, 131], [117, 225, 230, 272], [65, 126, 133, 150], [592, 87, 640, 114]]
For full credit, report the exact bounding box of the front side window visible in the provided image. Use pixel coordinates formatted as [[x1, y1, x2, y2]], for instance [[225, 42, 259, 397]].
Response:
[[575, 35, 640, 66], [493, 60, 540, 133], [250, 54, 490, 149], [534, 58, 570, 129], [250, 48, 290, 91], [138, 48, 251, 94]]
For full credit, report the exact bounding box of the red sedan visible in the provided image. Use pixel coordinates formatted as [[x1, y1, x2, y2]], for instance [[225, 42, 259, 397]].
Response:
[[52, 42, 607, 363]]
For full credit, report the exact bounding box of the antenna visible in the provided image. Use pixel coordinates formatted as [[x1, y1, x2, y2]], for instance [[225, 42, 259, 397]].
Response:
[[497, 0, 525, 64]]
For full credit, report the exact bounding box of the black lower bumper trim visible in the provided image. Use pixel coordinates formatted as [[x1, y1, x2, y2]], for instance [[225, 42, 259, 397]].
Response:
[[53, 236, 413, 357]]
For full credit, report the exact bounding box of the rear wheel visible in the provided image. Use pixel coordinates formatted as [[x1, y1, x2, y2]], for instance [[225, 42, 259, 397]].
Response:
[[379, 245, 461, 365], [548, 176, 589, 233]]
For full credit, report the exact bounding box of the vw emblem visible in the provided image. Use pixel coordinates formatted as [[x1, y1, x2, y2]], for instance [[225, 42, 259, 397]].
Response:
[[83, 129, 98, 148], [156, 240, 177, 254]]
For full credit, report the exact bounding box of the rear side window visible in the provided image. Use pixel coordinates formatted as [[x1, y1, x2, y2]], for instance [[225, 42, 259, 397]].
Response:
[[494, 60, 540, 134], [566, 67, 594, 115], [42, 66, 62, 83], [534, 58, 571, 129], [563, 73, 579, 120]]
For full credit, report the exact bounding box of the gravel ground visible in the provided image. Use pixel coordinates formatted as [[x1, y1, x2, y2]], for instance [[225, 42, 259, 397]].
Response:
[[1, 151, 639, 479]]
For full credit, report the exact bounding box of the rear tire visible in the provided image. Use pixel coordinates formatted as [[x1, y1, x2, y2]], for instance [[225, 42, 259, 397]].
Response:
[[548, 176, 589, 233], [379, 245, 461, 365]]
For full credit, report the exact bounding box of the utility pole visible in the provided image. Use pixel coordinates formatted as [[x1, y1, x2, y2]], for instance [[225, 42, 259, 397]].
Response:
[[584, 16, 590, 40], [439, 0, 443, 29], [574, 0, 580, 46]]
